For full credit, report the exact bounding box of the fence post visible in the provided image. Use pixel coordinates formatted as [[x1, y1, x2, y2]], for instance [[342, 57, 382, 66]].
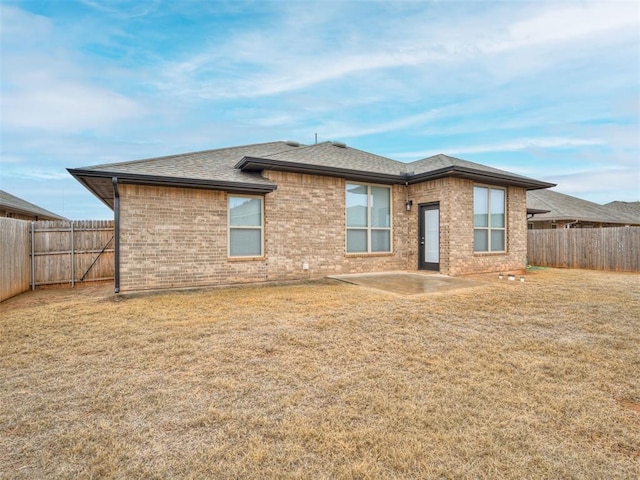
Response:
[[31, 221, 35, 290], [71, 221, 75, 288]]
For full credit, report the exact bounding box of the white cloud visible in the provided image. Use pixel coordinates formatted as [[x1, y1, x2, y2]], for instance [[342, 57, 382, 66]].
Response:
[[502, 2, 639, 51], [392, 137, 606, 159], [549, 167, 640, 203], [154, 1, 639, 101], [77, 0, 158, 18], [1, 1, 637, 215], [1, 5, 146, 134], [0, 79, 144, 131], [2, 81, 144, 133], [318, 109, 447, 139]]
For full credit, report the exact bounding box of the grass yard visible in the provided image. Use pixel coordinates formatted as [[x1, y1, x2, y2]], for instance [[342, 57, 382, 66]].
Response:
[[1, 269, 639, 479]]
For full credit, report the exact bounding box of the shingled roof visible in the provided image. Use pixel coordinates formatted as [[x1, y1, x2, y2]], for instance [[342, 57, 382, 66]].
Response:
[[527, 190, 640, 225], [602, 201, 640, 223], [69, 140, 554, 210], [0, 190, 67, 220]]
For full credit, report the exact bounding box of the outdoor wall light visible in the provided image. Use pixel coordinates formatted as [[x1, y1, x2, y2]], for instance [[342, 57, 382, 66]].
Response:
[[405, 200, 413, 211]]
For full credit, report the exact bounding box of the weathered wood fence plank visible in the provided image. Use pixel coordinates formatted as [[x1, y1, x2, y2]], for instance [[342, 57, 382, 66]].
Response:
[[1, 219, 115, 302], [528, 227, 640, 272], [32, 220, 115, 287], [1, 218, 30, 302]]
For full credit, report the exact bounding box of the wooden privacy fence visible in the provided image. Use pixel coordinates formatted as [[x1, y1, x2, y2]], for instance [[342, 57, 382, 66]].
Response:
[[528, 226, 640, 272], [1, 219, 115, 301], [31, 220, 115, 288], [1, 218, 30, 302]]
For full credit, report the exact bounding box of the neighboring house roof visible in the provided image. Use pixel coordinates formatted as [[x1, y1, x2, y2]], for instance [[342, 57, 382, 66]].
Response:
[[0, 189, 68, 221], [527, 190, 640, 225], [69, 140, 555, 210], [602, 201, 640, 224]]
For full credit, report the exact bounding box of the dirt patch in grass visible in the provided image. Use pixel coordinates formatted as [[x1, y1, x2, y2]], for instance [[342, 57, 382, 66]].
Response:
[[1, 269, 639, 478]]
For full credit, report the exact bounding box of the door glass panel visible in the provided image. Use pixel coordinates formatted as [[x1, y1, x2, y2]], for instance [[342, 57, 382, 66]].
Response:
[[425, 209, 439, 263]]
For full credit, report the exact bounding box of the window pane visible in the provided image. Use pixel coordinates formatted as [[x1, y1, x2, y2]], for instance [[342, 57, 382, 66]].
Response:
[[371, 229, 390, 252], [474, 229, 488, 252], [473, 187, 488, 227], [491, 230, 505, 251], [425, 209, 439, 263], [229, 228, 261, 256], [490, 189, 505, 228], [346, 184, 368, 227], [346, 229, 367, 252], [370, 187, 390, 228], [229, 197, 261, 226]]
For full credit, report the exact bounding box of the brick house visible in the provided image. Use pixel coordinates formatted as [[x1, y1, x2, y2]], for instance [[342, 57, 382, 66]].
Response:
[[0, 189, 67, 221], [527, 189, 640, 229], [68, 141, 554, 293]]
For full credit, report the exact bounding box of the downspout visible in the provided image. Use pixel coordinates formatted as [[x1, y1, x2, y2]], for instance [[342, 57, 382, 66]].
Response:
[[112, 177, 120, 294], [564, 220, 579, 229]]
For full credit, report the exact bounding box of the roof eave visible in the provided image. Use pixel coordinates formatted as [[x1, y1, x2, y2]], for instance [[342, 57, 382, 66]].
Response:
[[68, 169, 278, 210], [409, 166, 556, 190], [236, 157, 407, 184], [527, 208, 551, 215], [0, 204, 67, 221], [528, 215, 639, 224], [67, 170, 116, 210]]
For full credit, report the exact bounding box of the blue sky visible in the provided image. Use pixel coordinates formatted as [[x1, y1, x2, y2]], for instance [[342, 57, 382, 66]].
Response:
[[1, 0, 638, 220]]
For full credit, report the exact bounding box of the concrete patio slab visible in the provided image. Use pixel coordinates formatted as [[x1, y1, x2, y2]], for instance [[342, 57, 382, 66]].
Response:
[[329, 271, 484, 295]]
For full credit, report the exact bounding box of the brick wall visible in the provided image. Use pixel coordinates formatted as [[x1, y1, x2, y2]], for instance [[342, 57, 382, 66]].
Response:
[[407, 178, 527, 275], [119, 184, 268, 292], [118, 175, 410, 292], [118, 174, 528, 291], [1, 209, 40, 221]]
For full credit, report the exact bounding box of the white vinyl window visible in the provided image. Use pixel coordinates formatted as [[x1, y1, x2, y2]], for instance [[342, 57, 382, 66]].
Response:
[[474, 186, 506, 252], [228, 195, 263, 257], [346, 183, 392, 253]]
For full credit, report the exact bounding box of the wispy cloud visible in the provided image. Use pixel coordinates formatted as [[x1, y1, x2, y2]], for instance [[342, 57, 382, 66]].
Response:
[[77, 0, 158, 18], [1, 0, 638, 217], [1, 6, 146, 133], [154, 1, 639, 101], [2, 167, 71, 181], [392, 137, 607, 159]]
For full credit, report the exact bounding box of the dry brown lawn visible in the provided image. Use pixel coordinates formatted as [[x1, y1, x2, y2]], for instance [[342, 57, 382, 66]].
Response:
[[1, 268, 639, 479]]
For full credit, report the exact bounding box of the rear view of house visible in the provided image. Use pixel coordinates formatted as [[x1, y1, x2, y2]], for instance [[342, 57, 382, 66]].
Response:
[[69, 141, 554, 293]]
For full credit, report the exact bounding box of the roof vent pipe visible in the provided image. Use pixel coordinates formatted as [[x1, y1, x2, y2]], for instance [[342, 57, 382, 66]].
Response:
[[331, 141, 347, 148]]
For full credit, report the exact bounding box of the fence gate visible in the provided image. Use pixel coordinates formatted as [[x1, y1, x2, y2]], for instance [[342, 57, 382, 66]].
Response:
[[30, 220, 115, 288]]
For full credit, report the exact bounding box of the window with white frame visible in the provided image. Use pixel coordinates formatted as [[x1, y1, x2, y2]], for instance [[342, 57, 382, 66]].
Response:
[[473, 186, 506, 252], [346, 183, 391, 253], [228, 195, 263, 257]]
